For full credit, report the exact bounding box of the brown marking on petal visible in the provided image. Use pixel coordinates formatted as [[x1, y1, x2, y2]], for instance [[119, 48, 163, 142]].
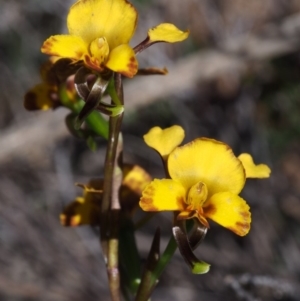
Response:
[[176, 196, 185, 209], [75, 51, 83, 58], [240, 211, 251, 220], [141, 197, 153, 204], [203, 203, 217, 216], [41, 38, 58, 55], [236, 221, 250, 231], [123, 56, 137, 78], [84, 54, 103, 73], [139, 198, 158, 211], [229, 221, 250, 236], [144, 184, 155, 196]]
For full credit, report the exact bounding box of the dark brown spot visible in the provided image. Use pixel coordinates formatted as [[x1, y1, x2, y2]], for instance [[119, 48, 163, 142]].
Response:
[[203, 203, 217, 216]]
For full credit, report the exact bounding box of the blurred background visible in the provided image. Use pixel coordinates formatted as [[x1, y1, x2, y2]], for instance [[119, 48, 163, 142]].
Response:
[[1, 0, 300, 300]]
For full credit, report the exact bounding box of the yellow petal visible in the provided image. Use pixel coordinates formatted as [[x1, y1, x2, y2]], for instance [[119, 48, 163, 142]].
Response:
[[105, 44, 138, 77], [68, 0, 137, 50], [122, 165, 152, 195], [24, 83, 57, 111], [148, 23, 189, 43], [144, 126, 185, 160], [41, 35, 87, 60], [168, 138, 245, 196], [238, 153, 271, 178], [140, 179, 186, 211], [203, 192, 251, 236], [60, 195, 101, 226], [121, 164, 152, 213]]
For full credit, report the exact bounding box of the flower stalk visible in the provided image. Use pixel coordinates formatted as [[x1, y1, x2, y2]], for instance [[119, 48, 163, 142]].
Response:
[[100, 73, 124, 301]]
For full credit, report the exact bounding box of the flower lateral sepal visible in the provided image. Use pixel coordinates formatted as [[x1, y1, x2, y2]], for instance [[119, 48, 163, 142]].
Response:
[[173, 219, 210, 274]]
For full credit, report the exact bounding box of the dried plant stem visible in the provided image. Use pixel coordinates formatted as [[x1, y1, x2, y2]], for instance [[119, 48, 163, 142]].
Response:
[[100, 73, 124, 301]]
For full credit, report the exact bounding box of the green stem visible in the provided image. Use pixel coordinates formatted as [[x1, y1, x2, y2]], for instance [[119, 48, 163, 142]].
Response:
[[107, 78, 122, 106], [101, 115, 123, 301], [101, 73, 124, 301]]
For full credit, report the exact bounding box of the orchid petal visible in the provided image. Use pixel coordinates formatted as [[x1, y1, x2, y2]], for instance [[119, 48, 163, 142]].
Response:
[[41, 35, 87, 60], [68, 0, 137, 49], [140, 179, 186, 211], [168, 138, 246, 196], [144, 126, 185, 159], [238, 153, 271, 178], [105, 44, 138, 77], [203, 192, 251, 236]]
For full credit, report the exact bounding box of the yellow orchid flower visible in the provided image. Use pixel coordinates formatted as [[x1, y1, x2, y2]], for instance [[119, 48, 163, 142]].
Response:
[[140, 126, 271, 236], [24, 58, 78, 111], [61, 164, 151, 226], [41, 0, 189, 77]]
